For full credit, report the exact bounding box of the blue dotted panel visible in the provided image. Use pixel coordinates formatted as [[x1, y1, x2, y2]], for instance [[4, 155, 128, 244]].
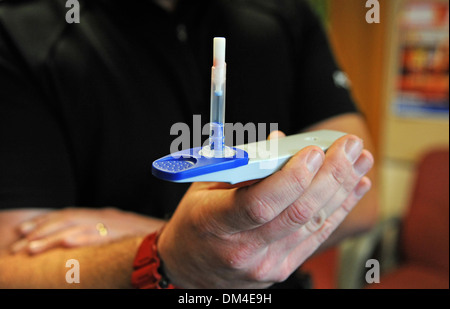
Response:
[[152, 147, 248, 182], [153, 159, 195, 172]]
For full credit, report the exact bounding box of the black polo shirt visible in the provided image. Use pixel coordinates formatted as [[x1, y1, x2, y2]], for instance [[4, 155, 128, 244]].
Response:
[[0, 0, 357, 218]]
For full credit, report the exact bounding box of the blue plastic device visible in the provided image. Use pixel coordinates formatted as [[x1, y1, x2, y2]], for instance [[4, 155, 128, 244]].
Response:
[[152, 130, 347, 184], [152, 147, 248, 182], [152, 38, 347, 184]]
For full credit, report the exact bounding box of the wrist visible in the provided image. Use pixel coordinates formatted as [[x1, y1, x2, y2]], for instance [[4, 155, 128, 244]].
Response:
[[156, 225, 189, 288], [157, 225, 212, 289]]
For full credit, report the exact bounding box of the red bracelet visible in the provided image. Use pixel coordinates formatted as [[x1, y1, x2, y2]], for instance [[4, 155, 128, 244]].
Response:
[[131, 229, 178, 289]]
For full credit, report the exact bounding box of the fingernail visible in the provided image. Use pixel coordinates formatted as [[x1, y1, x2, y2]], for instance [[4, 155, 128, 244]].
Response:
[[355, 182, 371, 198], [307, 150, 324, 173], [28, 239, 46, 253], [345, 139, 363, 163], [19, 221, 36, 235], [10, 239, 28, 254], [354, 156, 373, 176]]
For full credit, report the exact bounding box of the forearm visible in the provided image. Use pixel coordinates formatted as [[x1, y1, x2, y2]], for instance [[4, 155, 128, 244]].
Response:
[[0, 236, 143, 288]]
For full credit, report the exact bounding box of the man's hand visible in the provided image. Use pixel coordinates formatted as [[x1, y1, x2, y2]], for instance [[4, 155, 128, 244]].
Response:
[[10, 208, 165, 254], [158, 134, 374, 288]]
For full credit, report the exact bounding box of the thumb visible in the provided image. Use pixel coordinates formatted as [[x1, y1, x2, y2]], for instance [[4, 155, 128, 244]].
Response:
[[268, 130, 286, 140]]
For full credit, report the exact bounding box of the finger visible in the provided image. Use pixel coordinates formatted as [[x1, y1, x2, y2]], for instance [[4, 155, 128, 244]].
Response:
[[251, 177, 372, 283], [249, 135, 363, 243], [17, 212, 57, 235], [281, 177, 372, 273], [212, 145, 325, 233], [25, 215, 76, 241], [320, 150, 373, 218], [280, 176, 373, 253], [25, 225, 89, 254], [267, 130, 286, 140], [10, 238, 29, 254], [62, 228, 111, 248], [27, 222, 115, 254]]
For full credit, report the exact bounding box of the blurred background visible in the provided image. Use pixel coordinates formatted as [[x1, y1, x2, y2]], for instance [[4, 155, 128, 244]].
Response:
[[301, 0, 449, 289]]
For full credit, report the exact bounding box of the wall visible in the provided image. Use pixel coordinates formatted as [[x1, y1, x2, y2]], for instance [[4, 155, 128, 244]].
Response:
[[324, 0, 449, 288], [328, 0, 389, 153], [379, 0, 449, 218], [327, 0, 449, 219]]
